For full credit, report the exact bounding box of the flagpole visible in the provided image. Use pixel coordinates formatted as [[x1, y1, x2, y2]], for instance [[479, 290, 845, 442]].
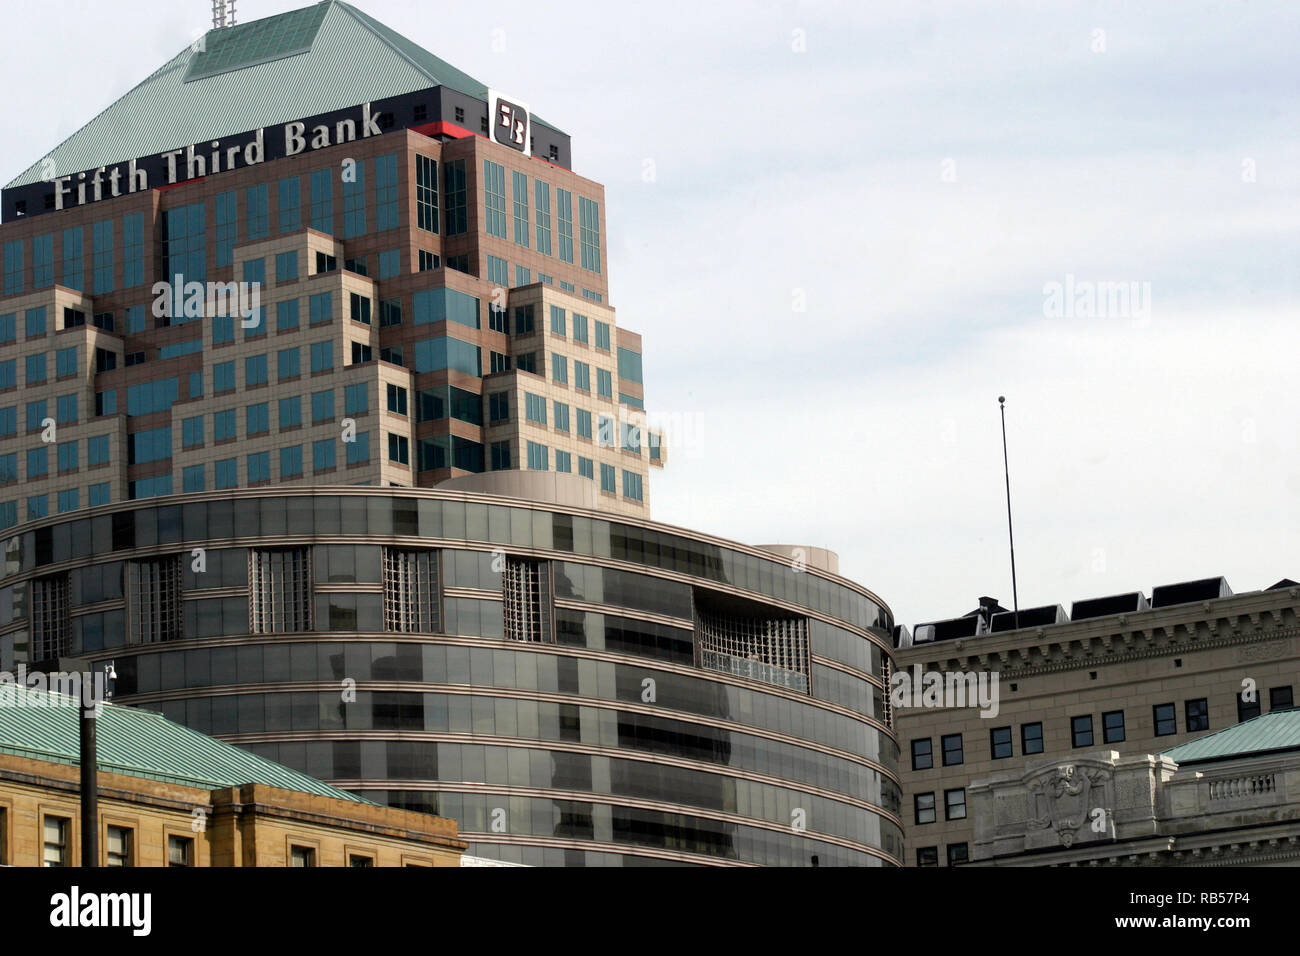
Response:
[[999, 396, 1020, 630]]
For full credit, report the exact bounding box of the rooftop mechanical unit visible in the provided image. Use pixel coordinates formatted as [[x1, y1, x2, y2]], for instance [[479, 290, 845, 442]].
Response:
[[1070, 591, 1150, 621], [1150, 576, 1232, 608]]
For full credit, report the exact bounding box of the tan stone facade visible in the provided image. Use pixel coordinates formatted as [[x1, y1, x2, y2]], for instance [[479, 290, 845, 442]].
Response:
[[0, 751, 465, 867], [895, 584, 1300, 866]]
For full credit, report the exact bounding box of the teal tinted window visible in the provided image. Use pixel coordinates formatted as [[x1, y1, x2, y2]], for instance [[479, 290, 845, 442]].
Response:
[[342, 160, 366, 238], [92, 220, 115, 293], [278, 177, 301, 233], [618, 347, 644, 383], [122, 213, 144, 287], [535, 180, 552, 255], [162, 201, 205, 284], [310, 168, 334, 234], [413, 288, 479, 329], [2, 241, 23, 296], [512, 170, 530, 247], [32, 235, 53, 288], [579, 197, 601, 273], [215, 191, 238, 267], [246, 184, 269, 239], [375, 154, 399, 232], [62, 228, 83, 291], [556, 189, 574, 264], [443, 159, 467, 235], [595, 321, 611, 351], [483, 161, 507, 238], [416, 154, 439, 233], [414, 338, 481, 376]]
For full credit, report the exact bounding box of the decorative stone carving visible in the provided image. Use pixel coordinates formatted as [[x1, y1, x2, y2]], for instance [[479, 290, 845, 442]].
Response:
[[1027, 764, 1113, 847]]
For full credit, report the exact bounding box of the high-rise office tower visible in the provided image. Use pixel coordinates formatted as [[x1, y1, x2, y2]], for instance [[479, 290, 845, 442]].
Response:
[[0, 0, 663, 525]]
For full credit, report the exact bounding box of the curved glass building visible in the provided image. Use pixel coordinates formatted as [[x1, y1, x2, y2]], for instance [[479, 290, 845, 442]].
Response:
[[0, 488, 901, 866]]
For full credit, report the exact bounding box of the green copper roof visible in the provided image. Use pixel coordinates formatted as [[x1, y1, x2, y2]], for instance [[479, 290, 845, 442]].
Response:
[[0, 685, 367, 802], [6, 0, 562, 189], [1163, 710, 1300, 765]]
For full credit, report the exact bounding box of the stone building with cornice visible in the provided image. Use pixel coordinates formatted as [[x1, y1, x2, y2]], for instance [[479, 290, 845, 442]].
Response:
[[967, 710, 1300, 866], [894, 577, 1300, 866]]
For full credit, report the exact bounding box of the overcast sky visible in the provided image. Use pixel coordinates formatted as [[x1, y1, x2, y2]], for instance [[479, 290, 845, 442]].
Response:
[[2, 1, 1296, 630]]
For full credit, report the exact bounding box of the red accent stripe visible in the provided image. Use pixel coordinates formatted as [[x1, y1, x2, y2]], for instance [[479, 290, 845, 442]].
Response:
[[412, 120, 475, 140], [156, 177, 205, 192]]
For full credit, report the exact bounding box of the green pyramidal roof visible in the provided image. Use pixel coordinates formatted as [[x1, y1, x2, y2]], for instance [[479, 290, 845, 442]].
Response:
[[6, 0, 560, 189], [1163, 710, 1300, 766], [0, 684, 367, 802]]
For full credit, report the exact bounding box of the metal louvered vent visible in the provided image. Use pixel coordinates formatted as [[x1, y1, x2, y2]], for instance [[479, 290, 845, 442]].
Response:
[[127, 555, 185, 644], [502, 558, 553, 643], [383, 548, 441, 633], [249, 548, 313, 634], [880, 656, 893, 729], [31, 574, 71, 662], [694, 596, 810, 693]]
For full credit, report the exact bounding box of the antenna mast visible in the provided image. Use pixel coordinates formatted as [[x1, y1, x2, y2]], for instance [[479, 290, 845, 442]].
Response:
[[212, 0, 238, 29]]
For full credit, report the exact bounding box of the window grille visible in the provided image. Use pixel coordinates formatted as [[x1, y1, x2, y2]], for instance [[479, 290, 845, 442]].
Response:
[[695, 603, 810, 692], [127, 555, 184, 643], [31, 575, 71, 661], [249, 548, 313, 634], [383, 548, 440, 633], [502, 557, 552, 643]]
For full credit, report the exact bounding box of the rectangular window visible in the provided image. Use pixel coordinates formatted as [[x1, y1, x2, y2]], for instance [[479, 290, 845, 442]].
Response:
[[57, 441, 78, 472], [32, 575, 71, 661], [346, 432, 370, 465], [501, 557, 553, 643], [374, 153, 398, 232], [578, 456, 594, 479], [215, 191, 238, 267], [311, 341, 334, 373], [914, 792, 936, 825], [535, 180, 552, 254], [1185, 698, 1209, 733], [597, 368, 613, 398], [383, 548, 441, 633], [123, 213, 144, 287], [572, 313, 588, 343], [345, 383, 368, 415], [278, 176, 301, 233], [246, 183, 269, 239], [127, 555, 184, 644], [310, 292, 332, 325], [26, 306, 47, 337], [214, 361, 236, 393], [349, 293, 372, 326], [490, 441, 511, 470], [377, 249, 400, 280], [574, 361, 591, 392], [416, 154, 439, 233], [549, 306, 567, 337], [246, 403, 269, 436], [212, 410, 237, 444], [916, 847, 939, 868], [167, 835, 193, 867], [61, 228, 83, 291], [990, 727, 1012, 759], [388, 434, 410, 465], [512, 170, 530, 247], [310, 168, 334, 234], [270, 395, 300, 431], [418, 250, 438, 272], [26, 353, 46, 385], [162, 201, 206, 285], [941, 733, 963, 766], [1102, 710, 1125, 743], [524, 392, 547, 425], [182, 465, 205, 492], [249, 548, 313, 633], [947, 843, 969, 867], [247, 451, 270, 483], [579, 197, 601, 273], [576, 408, 592, 439], [275, 346, 301, 381], [33, 234, 53, 288], [275, 251, 299, 284], [56, 347, 79, 378], [313, 439, 336, 472], [106, 826, 133, 867], [526, 441, 549, 471], [555, 450, 572, 473], [1154, 702, 1177, 736], [595, 320, 611, 351], [483, 160, 507, 238], [514, 265, 531, 287], [27, 447, 48, 478], [557, 188, 574, 263], [1071, 714, 1094, 748], [1237, 691, 1262, 722], [311, 389, 335, 423], [553, 401, 570, 432], [93, 220, 114, 293], [599, 463, 616, 494], [88, 482, 111, 506], [444, 159, 467, 235], [278, 444, 303, 478], [486, 254, 508, 289], [622, 471, 644, 501], [1270, 686, 1294, 712], [597, 414, 614, 448], [43, 816, 70, 867], [944, 788, 967, 821], [386, 384, 408, 415], [1, 241, 22, 296], [1022, 722, 1044, 755], [245, 354, 268, 386]]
